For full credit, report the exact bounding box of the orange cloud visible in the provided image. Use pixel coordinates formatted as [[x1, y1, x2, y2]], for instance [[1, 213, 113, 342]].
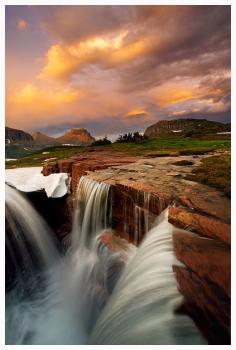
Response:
[[158, 88, 196, 107], [127, 108, 147, 117], [12, 83, 80, 105], [17, 19, 27, 31], [39, 31, 150, 80], [6, 83, 82, 128]]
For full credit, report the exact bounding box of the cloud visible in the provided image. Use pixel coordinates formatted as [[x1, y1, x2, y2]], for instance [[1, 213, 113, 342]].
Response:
[[6, 83, 82, 129], [127, 108, 147, 118], [6, 5, 231, 135], [39, 31, 150, 80], [17, 19, 27, 31]]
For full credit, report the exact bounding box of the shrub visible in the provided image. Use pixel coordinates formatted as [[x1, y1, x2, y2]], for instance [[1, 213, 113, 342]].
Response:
[[116, 132, 148, 143], [91, 136, 112, 146]]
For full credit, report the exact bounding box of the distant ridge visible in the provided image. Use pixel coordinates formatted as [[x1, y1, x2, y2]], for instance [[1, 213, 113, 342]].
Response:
[[144, 118, 231, 137], [5, 126, 33, 144], [5, 127, 95, 146]]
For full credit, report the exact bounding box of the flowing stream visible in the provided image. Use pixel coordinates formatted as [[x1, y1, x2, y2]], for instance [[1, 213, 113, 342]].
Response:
[[5, 177, 206, 345]]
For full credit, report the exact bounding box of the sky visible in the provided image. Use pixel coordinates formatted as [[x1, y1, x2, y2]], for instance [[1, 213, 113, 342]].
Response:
[[5, 5, 231, 139]]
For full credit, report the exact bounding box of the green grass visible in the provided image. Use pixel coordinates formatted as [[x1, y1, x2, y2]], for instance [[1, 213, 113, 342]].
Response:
[[111, 138, 231, 155], [5, 138, 231, 169], [5, 145, 87, 168], [186, 154, 231, 197]]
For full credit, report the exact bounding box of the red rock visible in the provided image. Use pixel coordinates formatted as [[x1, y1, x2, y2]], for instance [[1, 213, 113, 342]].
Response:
[[58, 159, 74, 174], [178, 186, 230, 223], [172, 229, 230, 342], [173, 265, 230, 343], [169, 207, 230, 244], [173, 230, 230, 297], [41, 162, 59, 176]]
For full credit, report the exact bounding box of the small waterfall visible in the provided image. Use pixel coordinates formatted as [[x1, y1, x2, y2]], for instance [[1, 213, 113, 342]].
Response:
[[134, 191, 151, 244], [90, 210, 206, 345], [71, 176, 111, 250]]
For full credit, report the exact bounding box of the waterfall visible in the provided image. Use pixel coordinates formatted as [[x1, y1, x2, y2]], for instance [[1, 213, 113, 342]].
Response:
[[71, 176, 111, 249], [5, 184, 61, 344], [6, 184, 59, 287], [5, 177, 205, 345], [5, 177, 130, 344], [90, 210, 206, 345]]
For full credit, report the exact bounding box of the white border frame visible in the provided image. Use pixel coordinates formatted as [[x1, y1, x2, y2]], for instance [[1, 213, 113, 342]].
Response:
[[1, 1, 234, 349]]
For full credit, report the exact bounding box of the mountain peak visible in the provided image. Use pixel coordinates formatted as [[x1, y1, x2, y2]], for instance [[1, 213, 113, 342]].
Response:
[[57, 128, 95, 145]]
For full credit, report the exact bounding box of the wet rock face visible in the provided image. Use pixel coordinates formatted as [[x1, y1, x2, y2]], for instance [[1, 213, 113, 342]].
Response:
[[110, 184, 170, 244]]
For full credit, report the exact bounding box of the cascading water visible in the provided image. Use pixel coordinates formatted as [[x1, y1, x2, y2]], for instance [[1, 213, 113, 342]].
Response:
[[90, 210, 206, 344], [5, 184, 61, 344], [5, 177, 206, 345], [134, 191, 150, 244]]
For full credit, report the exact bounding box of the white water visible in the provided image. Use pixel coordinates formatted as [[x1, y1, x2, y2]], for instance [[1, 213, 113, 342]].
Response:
[[6, 184, 59, 282], [5, 177, 206, 345], [134, 191, 150, 244], [91, 210, 205, 344]]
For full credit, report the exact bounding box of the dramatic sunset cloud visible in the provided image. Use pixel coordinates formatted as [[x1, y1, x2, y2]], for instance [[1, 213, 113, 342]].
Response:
[[6, 5, 231, 138]]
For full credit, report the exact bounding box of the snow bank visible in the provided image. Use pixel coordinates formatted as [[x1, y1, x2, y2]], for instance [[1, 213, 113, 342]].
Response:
[[5, 167, 70, 198]]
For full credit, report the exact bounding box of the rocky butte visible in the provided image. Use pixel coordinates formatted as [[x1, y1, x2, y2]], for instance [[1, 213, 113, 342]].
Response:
[[144, 119, 231, 138], [56, 128, 95, 145]]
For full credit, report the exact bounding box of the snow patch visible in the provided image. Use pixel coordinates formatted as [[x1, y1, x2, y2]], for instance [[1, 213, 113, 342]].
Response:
[[5, 167, 70, 198], [42, 151, 50, 154], [6, 159, 17, 161], [43, 157, 57, 162]]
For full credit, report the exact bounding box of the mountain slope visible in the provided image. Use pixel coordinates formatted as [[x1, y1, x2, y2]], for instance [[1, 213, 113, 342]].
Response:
[[32, 131, 60, 145], [5, 126, 33, 144]]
